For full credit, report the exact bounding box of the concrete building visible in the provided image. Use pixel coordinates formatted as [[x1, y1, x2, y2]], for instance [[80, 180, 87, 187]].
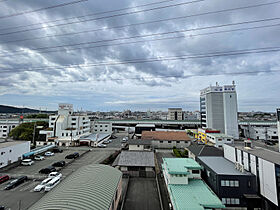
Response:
[[142, 131, 191, 149], [113, 151, 155, 177], [167, 108, 183, 120], [0, 140, 30, 168], [198, 156, 260, 209], [29, 164, 122, 210], [39, 104, 90, 147], [0, 121, 18, 138], [91, 121, 112, 134], [198, 128, 220, 143], [134, 124, 155, 139], [200, 81, 239, 139], [206, 133, 234, 148], [224, 141, 280, 209], [240, 125, 278, 141], [162, 158, 225, 210]]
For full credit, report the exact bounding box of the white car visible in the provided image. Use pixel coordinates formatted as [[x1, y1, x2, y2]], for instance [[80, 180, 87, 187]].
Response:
[[48, 172, 62, 179], [21, 159, 34, 166], [45, 152, 54, 156], [34, 177, 53, 192], [98, 144, 107, 148], [34, 155, 45, 161]]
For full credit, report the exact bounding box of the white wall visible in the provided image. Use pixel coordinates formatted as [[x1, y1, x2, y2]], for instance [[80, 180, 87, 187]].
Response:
[[129, 145, 144, 151], [258, 158, 278, 206], [0, 141, 30, 168], [223, 144, 236, 163]]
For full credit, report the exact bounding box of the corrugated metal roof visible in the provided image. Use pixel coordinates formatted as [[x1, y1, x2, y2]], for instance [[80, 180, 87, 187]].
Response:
[[28, 164, 122, 210], [169, 180, 225, 210], [113, 151, 155, 167], [142, 131, 191, 141]]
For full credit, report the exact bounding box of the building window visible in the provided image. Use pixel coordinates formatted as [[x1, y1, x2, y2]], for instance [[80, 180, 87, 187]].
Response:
[[159, 141, 163, 143], [227, 139, 231, 141], [234, 180, 239, 187], [105, 125, 108, 127], [176, 141, 180, 143], [100, 125, 102, 127], [71, 123, 76, 126], [9, 150, 12, 152], [230, 180, 235, 187], [137, 145, 140, 147], [95, 125, 97, 127], [105, 130, 107, 132], [168, 141, 171, 143], [1, 152, 4, 155], [51, 123, 54, 126], [95, 129, 97, 132], [62, 133, 64, 136], [66, 133, 68, 136], [225, 180, 230, 186], [192, 170, 199, 174]]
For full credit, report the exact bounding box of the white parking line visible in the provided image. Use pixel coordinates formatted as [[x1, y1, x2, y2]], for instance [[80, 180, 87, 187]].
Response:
[[20, 181, 39, 192]]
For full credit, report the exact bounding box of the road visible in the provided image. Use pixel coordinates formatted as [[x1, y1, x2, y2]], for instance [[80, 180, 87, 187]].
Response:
[[123, 177, 161, 210]]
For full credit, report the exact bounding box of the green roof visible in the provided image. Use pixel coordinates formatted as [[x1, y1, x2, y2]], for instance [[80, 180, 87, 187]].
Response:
[[168, 180, 225, 210], [163, 158, 202, 175], [29, 164, 122, 210]]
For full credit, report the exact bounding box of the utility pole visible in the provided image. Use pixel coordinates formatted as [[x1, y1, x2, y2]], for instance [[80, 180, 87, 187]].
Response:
[[32, 122, 37, 146]]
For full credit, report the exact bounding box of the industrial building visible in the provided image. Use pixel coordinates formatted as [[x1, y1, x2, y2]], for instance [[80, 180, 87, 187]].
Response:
[[162, 158, 225, 210], [113, 151, 155, 177], [142, 131, 191, 149], [224, 141, 280, 209], [39, 103, 90, 147], [197, 156, 260, 208], [167, 108, 183, 120], [0, 140, 30, 168], [200, 81, 239, 139], [29, 164, 122, 210], [240, 125, 278, 141]]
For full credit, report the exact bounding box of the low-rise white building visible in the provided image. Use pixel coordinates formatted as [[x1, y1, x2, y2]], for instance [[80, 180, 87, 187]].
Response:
[[206, 133, 234, 148], [0, 121, 19, 138], [0, 140, 30, 168], [240, 125, 278, 141], [39, 104, 90, 147], [91, 121, 112, 134]]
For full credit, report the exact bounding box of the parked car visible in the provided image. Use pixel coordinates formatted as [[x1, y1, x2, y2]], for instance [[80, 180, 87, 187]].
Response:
[[45, 151, 54, 156], [0, 205, 5, 210], [98, 144, 107, 148], [34, 177, 53, 192], [45, 176, 61, 192], [265, 141, 275, 146], [65, 152, 79, 159], [34, 155, 45, 161], [39, 166, 56, 174], [5, 176, 27, 190], [21, 159, 34, 166], [52, 147, 63, 153], [122, 137, 128, 143], [52, 161, 65, 167], [0, 175, 9, 184], [103, 140, 110, 144], [48, 172, 62, 179]]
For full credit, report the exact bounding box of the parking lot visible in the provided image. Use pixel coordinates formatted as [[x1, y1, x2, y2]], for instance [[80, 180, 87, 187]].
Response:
[[0, 147, 116, 210], [106, 131, 128, 148]]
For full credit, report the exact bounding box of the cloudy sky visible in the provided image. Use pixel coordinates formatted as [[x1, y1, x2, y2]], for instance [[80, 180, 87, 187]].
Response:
[[0, 0, 279, 112]]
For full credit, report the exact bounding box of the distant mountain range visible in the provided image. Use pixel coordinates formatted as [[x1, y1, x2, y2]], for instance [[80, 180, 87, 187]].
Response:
[[0, 105, 54, 114]]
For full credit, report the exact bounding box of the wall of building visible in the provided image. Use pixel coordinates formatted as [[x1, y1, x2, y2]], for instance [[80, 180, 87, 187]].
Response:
[[152, 140, 190, 149], [0, 123, 18, 138], [207, 135, 234, 148], [0, 141, 30, 168], [128, 144, 144, 151], [92, 122, 112, 134], [240, 126, 278, 141]]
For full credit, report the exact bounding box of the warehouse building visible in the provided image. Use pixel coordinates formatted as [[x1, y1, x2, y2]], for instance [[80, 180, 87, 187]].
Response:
[[113, 151, 155, 177], [29, 164, 122, 210], [0, 140, 30, 168]]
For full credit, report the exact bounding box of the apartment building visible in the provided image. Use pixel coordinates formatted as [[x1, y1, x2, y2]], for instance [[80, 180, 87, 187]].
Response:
[[0, 121, 18, 138], [39, 104, 90, 146], [167, 108, 183, 120], [200, 81, 239, 139], [224, 141, 280, 209]]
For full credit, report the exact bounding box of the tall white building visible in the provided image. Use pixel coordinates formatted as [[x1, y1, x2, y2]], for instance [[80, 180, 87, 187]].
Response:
[[39, 104, 90, 146], [200, 81, 239, 139]]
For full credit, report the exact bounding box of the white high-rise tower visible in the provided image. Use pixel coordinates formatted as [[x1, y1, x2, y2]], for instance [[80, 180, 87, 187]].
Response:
[[200, 81, 239, 139]]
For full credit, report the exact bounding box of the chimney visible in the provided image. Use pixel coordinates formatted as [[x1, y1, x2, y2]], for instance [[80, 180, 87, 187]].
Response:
[[277, 108, 280, 152]]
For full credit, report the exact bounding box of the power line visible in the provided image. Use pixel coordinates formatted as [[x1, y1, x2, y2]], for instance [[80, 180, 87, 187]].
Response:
[[0, 0, 178, 32], [2, 1, 280, 45], [1, 17, 280, 57], [1, 46, 280, 73], [0, 0, 88, 20]]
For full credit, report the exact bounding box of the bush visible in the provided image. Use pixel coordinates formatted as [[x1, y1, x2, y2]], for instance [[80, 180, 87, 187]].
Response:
[[173, 148, 182, 157]]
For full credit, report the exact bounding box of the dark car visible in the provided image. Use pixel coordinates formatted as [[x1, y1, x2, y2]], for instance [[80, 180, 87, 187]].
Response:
[[5, 176, 27, 190], [65, 152, 79, 159], [52, 161, 66, 167], [0, 175, 9, 184], [265, 141, 275, 146], [0, 205, 5, 210], [52, 147, 63, 153], [39, 166, 56, 174]]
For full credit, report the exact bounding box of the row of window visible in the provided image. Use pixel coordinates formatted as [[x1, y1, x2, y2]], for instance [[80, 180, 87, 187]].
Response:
[[221, 198, 240, 205], [94, 129, 108, 132], [0, 130, 7, 132], [159, 141, 188, 144], [62, 131, 82, 137], [94, 125, 108, 127], [221, 180, 239, 187]]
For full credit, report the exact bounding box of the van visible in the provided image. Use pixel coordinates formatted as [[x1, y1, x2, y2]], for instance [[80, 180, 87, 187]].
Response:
[[21, 159, 34, 166], [44, 176, 60, 192], [0, 175, 9, 184]]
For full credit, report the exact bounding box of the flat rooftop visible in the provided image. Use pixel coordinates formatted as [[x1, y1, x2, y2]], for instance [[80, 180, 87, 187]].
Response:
[[113, 151, 155, 167], [230, 142, 280, 165], [198, 156, 252, 176], [142, 131, 191, 141], [163, 158, 202, 175], [0, 140, 28, 149], [136, 124, 156, 127]]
